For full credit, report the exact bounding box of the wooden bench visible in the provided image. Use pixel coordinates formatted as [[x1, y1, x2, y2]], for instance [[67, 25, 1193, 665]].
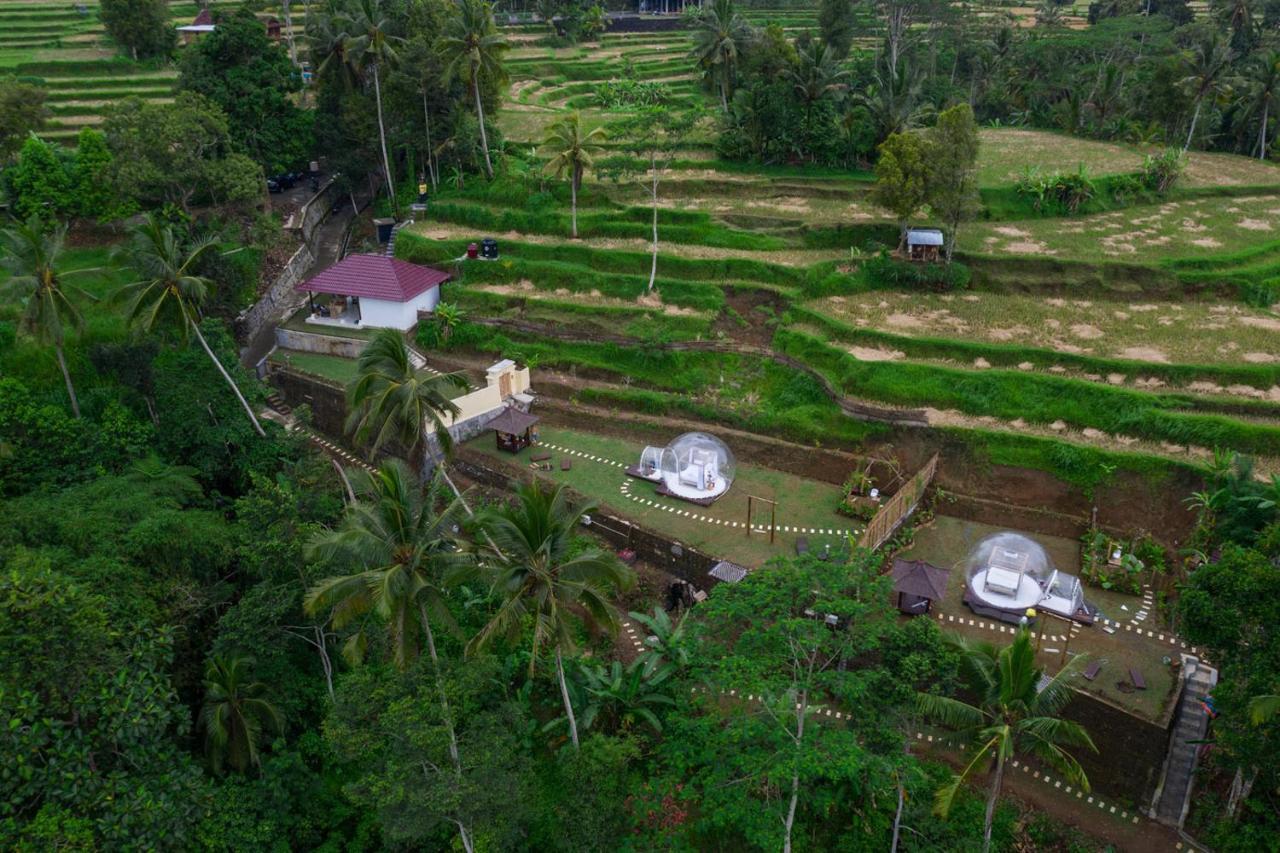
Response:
[[1129, 667, 1147, 690], [1083, 661, 1102, 681], [795, 537, 809, 556], [531, 451, 551, 462], [561, 458, 572, 471]]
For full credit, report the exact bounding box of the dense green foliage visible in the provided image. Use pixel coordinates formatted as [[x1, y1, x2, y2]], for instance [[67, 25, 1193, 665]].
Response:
[[179, 8, 312, 175]]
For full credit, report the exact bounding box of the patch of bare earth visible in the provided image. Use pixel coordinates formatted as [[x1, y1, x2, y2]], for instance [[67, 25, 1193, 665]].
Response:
[[846, 346, 904, 361]]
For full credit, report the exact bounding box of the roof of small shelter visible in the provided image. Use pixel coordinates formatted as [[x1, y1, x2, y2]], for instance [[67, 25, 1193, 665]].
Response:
[[891, 558, 950, 601], [709, 561, 748, 584], [906, 228, 945, 246], [296, 254, 451, 302], [487, 407, 539, 435], [191, 8, 212, 25]]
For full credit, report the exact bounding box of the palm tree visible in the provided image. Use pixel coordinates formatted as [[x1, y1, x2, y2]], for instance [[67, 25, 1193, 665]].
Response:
[[689, 0, 753, 111], [305, 460, 468, 668], [1249, 692, 1280, 724], [199, 654, 285, 775], [307, 0, 359, 91], [304, 460, 476, 849], [344, 0, 404, 213], [1241, 52, 1280, 160], [1179, 34, 1236, 151], [113, 216, 265, 436], [345, 328, 469, 466], [916, 629, 1097, 853], [441, 0, 509, 179], [855, 63, 931, 147], [0, 214, 91, 418], [541, 112, 607, 239], [786, 41, 851, 125], [466, 481, 633, 750]]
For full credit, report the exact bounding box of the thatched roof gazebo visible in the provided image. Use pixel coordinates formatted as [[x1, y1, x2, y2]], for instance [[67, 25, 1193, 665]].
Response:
[[489, 407, 539, 453], [891, 558, 950, 615]]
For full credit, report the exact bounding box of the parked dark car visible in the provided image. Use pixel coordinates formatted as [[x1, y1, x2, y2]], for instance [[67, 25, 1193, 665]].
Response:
[[266, 178, 283, 193], [269, 172, 297, 190]]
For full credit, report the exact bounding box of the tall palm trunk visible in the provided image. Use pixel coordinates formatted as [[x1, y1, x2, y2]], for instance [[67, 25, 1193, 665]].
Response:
[[982, 752, 1006, 853], [54, 345, 81, 418], [473, 64, 494, 179], [1185, 98, 1203, 151], [648, 152, 659, 292], [189, 319, 266, 436], [372, 62, 397, 214], [570, 163, 580, 238], [420, 604, 474, 853], [1258, 102, 1270, 160], [423, 90, 438, 191], [555, 648, 580, 750]]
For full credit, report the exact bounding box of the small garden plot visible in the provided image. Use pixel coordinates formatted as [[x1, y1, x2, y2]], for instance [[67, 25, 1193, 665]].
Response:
[[269, 349, 360, 385], [897, 515, 1178, 721], [809, 290, 1280, 369], [963, 193, 1280, 259], [464, 424, 859, 568]]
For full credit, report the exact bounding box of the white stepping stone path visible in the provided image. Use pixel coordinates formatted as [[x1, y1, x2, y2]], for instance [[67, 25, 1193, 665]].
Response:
[[536, 441, 860, 539]]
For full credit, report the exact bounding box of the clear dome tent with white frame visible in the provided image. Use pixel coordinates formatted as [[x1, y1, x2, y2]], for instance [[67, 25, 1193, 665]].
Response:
[[962, 532, 1097, 625], [628, 432, 736, 505]]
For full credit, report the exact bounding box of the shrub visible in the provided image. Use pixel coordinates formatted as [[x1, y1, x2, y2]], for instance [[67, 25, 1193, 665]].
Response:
[[1142, 148, 1186, 195], [1013, 166, 1095, 214], [864, 253, 971, 292]]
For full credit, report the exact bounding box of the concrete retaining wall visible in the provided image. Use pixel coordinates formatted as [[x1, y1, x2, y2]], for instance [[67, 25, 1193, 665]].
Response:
[[291, 177, 340, 248], [274, 326, 368, 359], [235, 242, 313, 347]]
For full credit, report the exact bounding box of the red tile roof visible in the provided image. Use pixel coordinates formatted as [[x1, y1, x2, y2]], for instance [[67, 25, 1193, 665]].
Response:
[[297, 254, 450, 302]]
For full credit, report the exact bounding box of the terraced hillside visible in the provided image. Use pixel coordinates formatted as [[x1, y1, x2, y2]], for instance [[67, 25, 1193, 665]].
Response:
[[0, 0, 306, 142], [408, 16, 1280, 489]]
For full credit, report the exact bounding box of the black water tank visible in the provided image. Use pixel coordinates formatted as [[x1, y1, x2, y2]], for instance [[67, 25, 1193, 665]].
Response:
[[480, 237, 499, 259]]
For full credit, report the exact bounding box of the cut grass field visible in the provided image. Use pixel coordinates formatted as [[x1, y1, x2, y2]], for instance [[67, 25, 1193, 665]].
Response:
[[963, 192, 1280, 259], [268, 349, 360, 385], [465, 424, 859, 568], [806, 290, 1280, 371]]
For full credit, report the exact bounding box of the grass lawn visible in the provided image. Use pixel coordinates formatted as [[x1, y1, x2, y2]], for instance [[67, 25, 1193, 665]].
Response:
[[808, 289, 1280, 369], [465, 424, 861, 569], [962, 192, 1280, 259], [977, 128, 1280, 190], [269, 349, 359, 385], [898, 515, 1179, 722]]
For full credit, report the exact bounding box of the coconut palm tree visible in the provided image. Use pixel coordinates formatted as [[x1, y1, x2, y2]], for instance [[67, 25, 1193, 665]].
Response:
[[345, 328, 469, 466], [199, 654, 285, 775], [541, 112, 607, 239], [344, 0, 404, 213], [113, 215, 265, 436], [1249, 692, 1280, 724], [441, 0, 509, 179], [0, 214, 92, 418], [786, 41, 851, 125], [304, 460, 477, 847], [466, 481, 633, 750], [1241, 51, 1280, 160], [307, 0, 359, 91], [1179, 34, 1236, 151], [916, 629, 1097, 853], [689, 0, 753, 111]]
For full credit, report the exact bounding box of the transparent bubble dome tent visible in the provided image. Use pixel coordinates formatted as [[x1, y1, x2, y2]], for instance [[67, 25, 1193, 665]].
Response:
[[963, 532, 1096, 625], [630, 432, 736, 504]]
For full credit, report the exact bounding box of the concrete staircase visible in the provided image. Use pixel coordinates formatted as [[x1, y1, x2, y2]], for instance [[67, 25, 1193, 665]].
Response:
[[1151, 657, 1218, 828], [385, 219, 412, 257]]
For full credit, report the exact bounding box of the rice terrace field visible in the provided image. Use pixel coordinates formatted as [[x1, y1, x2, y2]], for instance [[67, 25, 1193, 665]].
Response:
[[7, 0, 1280, 848]]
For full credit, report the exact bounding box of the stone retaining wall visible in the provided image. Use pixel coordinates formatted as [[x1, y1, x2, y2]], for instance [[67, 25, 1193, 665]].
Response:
[[235, 241, 313, 349]]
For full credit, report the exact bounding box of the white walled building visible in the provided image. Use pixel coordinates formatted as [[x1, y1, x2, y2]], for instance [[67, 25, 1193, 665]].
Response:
[[296, 254, 450, 332]]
